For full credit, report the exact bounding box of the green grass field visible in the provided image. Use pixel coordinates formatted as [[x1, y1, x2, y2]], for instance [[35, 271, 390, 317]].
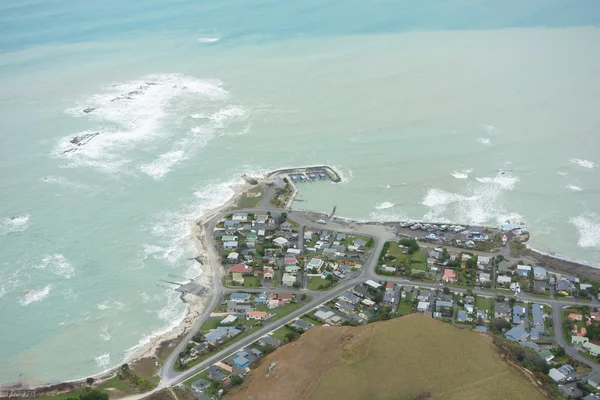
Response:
[[309, 316, 546, 400], [243, 276, 262, 288], [475, 296, 493, 315], [307, 276, 332, 290], [235, 186, 263, 209], [256, 302, 301, 321]]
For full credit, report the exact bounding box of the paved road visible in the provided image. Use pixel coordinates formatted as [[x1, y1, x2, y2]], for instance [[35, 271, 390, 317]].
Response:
[[152, 206, 599, 392]]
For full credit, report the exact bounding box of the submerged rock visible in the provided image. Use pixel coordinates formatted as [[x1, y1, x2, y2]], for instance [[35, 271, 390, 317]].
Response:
[[82, 107, 96, 113]]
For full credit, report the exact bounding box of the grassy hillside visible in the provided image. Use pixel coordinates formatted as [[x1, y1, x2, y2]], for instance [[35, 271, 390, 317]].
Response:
[[227, 315, 547, 400]]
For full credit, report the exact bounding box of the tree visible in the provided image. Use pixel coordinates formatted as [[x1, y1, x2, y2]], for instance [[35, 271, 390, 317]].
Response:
[[292, 281, 301, 288], [508, 298, 516, 308], [442, 287, 450, 295], [231, 375, 244, 386], [79, 389, 109, 400], [366, 238, 374, 247], [465, 258, 477, 269], [300, 294, 306, 301], [86, 377, 95, 385]]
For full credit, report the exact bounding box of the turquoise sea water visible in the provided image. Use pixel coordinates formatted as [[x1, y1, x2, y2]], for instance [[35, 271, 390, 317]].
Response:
[[1, 0, 600, 384]]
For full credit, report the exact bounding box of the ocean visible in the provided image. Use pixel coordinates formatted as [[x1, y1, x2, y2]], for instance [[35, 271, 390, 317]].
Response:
[[1, 0, 600, 385]]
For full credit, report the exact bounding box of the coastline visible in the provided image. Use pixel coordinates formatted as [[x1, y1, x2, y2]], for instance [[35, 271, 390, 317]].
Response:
[[4, 166, 599, 397]]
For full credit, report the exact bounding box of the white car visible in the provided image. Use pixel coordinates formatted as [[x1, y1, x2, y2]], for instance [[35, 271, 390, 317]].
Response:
[[316, 219, 326, 224]]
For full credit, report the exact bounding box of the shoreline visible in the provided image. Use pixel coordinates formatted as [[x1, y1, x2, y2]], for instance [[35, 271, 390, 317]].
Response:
[[4, 166, 598, 396]]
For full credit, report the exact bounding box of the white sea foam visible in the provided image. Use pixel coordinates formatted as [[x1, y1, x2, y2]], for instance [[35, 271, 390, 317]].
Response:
[[19, 285, 51, 306], [557, 171, 568, 176], [100, 325, 111, 341], [475, 174, 519, 190], [482, 124, 500, 135], [451, 168, 472, 179], [1, 215, 30, 235], [385, 184, 391, 189], [35, 254, 75, 279], [95, 353, 111, 368], [41, 175, 90, 190], [422, 171, 520, 225], [477, 138, 491, 145], [368, 210, 410, 222], [570, 158, 596, 169], [566, 184, 583, 192], [97, 301, 126, 311], [374, 201, 394, 210], [197, 37, 219, 43], [332, 166, 354, 185], [55, 74, 231, 173], [138, 105, 250, 179], [570, 214, 600, 248]]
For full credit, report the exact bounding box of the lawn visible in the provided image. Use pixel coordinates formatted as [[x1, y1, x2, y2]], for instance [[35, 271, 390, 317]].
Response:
[[309, 316, 546, 400], [256, 303, 301, 322], [384, 242, 426, 270], [272, 326, 295, 341], [475, 296, 493, 315], [243, 276, 262, 288], [397, 301, 414, 315], [271, 270, 279, 288], [307, 276, 333, 290], [201, 317, 221, 331]]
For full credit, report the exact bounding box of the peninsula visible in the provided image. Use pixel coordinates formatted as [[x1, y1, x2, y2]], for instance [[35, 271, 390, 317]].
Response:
[[7, 166, 600, 400]]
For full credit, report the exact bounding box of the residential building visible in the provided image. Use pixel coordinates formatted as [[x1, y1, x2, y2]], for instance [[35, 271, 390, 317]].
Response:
[[497, 275, 512, 285], [232, 213, 248, 222], [339, 292, 360, 305], [429, 250, 441, 260], [539, 349, 554, 363], [336, 300, 355, 315], [352, 285, 368, 298], [385, 282, 395, 292], [258, 335, 281, 348], [208, 365, 228, 382], [533, 280, 546, 293], [517, 265, 532, 277], [365, 280, 382, 290], [247, 311, 270, 320], [291, 319, 314, 331], [205, 327, 241, 346], [532, 304, 544, 327], [284, 257, 298, 266], [227, 252, 239, 263], [457, 310, 467, 322], [229, 263, 250, 284], [497, 261, 512, 274], [315, 310, 335, 321], [354, 238, 367, 247], [362, 298, 375, 307], [478, 256, 491, 266], [273, 237, 289, 247], [584, 342, 600, 356], [588, 374, 600, 389], [464, 296, 475, 304], [442, 269, 457, 283], [221, 315, 237, 325], [308, 258, 324, 270], [278, 293, 293, 302], [548, 368, 567, 383], [572, 336, 589, 345], [224, 241, 238, 249], [327, 315, 343, 325], [230, 292, 251, 303], [282, 273, 297, 286], [383, 292, 395, 305], [417, 290, 431, 302], [226, 302, 253, 313], [569, 313, 583, 321], [263, 266, 274, 280], [191, 379, 211, 393], [224, 220, 239, 229], [359, 310, 373, 320], [436, 300, 453, 310], [417, 301, 430, 312], [285, 265, 301, 274], [494, 302, 510, 320], [505, 326, 528, 342], [478, 272, 491, 284], [533, 266, 547, 281]]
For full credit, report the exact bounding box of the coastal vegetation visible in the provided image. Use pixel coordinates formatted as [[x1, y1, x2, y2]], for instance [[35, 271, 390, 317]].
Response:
[[269, 182, 293, 208]]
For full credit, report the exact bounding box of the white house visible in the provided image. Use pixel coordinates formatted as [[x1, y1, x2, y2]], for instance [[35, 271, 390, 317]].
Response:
[[282, 273, 296, 286], [478, 272, 491, 284], [478, 256, 491, 266], [273, 237, 289, 247], [497, 275, 512, 285], [223, 241, 238, 249], [227, 252, 239, 262], [232, 213, 248, 222], [517, 265, 532, 273], [417, 301, 430, 312], [365, 280, 382, 290], [533, 266, 547, 281]]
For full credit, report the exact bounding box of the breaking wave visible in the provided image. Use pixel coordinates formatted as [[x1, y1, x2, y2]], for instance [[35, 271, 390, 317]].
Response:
[[451, 169, 472, 179], [374, 201, 395, 210], [477, 138, 491, 145], [95, 353, 111, 368], [19, 285, 51, 306], [54, 73, 249, 176], [35, 254, 75, 279], [566, 184, 583, 192], [197, 37, 219, 43], [570, 214, 600, 248], [570, 158, 596, 169], [1, 215, 29, 235]]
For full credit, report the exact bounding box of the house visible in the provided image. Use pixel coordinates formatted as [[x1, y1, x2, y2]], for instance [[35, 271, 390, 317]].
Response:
[[205, 327, 241, 346], [380, 265, 396, 273], [224, 241, 238, 249], [282, 273, 296, 286], [336, 232, 346, 241], [475, 326, 488, 333], [429, 250, 441, 260], [339, 292, 360, 305], [315, 310, 335, 321], [327, 315, 343, 325], [221, 315, 238, 325], [584, 341, 600, 356], [273, 237, 289, 247], [558, 279, 573, 292], [513, 305, 525, 316], [208, 365, 228, 382], [532, 304, 544, 327], [497, 275, 512, 285], [280, 221, 293, 230], [352, 285, 369, 298], [494, 302, 510, 320], [226, 301, 253, 313], [548, 368, 567, 383], [418, 290, 431, 302], [539, 349, 555, 363], [478, 272, 491, 284], [383, 292, 395, 305], [278, 293, 293, 302], [287, 248, 301, 256], [224, 220, 239, 229], [307, 258, 324, 271], [455, 310, 466, 322], [191, 378, 211, 393], [230, 292, 251, 303], [465, 304, 474, 313], [497, 261, 512, 274], [291, 319, 314, 331], [258, 335, 281, 348], [267, 299, 281, 309], [362, 298, 376, 307], [517, 265, 532, 277], [465, 296, 475, 304], [442, 269, 457, 283], [255, 292, 268, 304], [533, 266, 547, 280], [385, 282, 395, 292], [352, 316, 367, 325], [336, 300, 355, 315], [232, 213, 248, 222], [436, 300, 453, 310], [285, 265, 301, 274], [476, 310, 486, 321], [227, 252, 239, 263], [417, 301, 430, 312], [247, 311, 270, 320], [359, 310, 373, 320], [233, 353, 250, 368], [284, 257, 298, 266], [478, 256, 491, 266], [505, 326, 528, 342], [568, 313, 583, 321], [353, 238, 367, 247], [365, 280, 382, 290], [533, 280, 546, 293], [229, 263, 250, 284], [263, 266, 274, 279], [588, 373, 600, 389], [572, 336, 589, 345]]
